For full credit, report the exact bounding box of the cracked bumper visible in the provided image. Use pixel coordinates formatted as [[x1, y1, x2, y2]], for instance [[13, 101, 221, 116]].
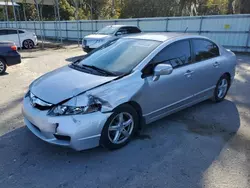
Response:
[[22, 97, 111, 151]]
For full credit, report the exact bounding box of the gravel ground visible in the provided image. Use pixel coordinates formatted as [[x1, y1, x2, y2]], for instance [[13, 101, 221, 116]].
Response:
[[0, 46, 250, 188]]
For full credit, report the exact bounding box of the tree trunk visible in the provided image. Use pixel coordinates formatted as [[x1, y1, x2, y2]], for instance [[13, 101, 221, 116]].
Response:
[[227, 0, 234, 14]]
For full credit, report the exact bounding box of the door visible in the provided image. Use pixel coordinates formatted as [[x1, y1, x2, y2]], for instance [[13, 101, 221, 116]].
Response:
[[7, 29, 19, 47], [190, 39, 222, 99], [139, 40, 197, 122]]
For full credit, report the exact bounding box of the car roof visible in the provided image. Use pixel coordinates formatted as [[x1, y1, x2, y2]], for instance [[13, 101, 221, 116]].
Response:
[[124, 32, 208, 42], [106, 25, 139, 28]]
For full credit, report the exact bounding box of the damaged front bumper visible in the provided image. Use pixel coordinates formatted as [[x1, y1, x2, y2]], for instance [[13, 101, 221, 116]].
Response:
[[22, 96, 111, 151]]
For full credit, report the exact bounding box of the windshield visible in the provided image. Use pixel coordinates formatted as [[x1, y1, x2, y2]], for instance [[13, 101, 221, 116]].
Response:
[[75, 38, 161, 75], [96, 26, 118, 35]]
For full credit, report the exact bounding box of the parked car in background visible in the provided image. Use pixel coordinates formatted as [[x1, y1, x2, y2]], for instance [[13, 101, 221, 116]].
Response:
[[0, 28, 37, 49], [0, 41, 21, 74], [82, 25, 141, 52], [23, 33, 236, 151]]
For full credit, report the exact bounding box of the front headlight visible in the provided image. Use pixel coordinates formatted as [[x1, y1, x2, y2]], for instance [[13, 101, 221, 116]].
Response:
[[25, 90, 30, 98], [48, 103, 102, 116]]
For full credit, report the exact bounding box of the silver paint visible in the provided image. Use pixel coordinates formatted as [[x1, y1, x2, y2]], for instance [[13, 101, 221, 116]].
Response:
[[23, 33, 237, 150]]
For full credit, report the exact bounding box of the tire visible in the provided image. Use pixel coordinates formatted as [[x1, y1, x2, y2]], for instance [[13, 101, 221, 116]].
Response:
[[212, 75, 230, 102], [100, 104, 139, 150], [23, 39, 34, 49], [0, 58, 7, 75]]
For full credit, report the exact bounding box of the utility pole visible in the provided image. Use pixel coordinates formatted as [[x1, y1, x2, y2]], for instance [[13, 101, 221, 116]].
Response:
[[11, 0, 21, 49]]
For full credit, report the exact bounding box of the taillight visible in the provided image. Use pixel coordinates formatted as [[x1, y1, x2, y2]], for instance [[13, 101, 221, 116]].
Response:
[[11, 45, 17, 51]]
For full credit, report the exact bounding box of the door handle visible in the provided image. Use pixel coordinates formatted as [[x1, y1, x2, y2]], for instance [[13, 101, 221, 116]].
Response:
[[213, 62, 220, 68], [184, 70, 194, 77]]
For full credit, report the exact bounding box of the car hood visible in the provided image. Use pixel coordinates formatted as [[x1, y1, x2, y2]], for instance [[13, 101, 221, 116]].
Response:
[[30, 66, 117, 104], [84, 34, 111, 40]]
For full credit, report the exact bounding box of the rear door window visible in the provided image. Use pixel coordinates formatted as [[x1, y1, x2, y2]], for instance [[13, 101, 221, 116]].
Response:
[[192, 39, 220, 62], [7, 30, 17, 34], [127, 27, 141, 34], [154, 40, 192, 68], [117, 27, 129, 35], [0, 29, 8, 35]]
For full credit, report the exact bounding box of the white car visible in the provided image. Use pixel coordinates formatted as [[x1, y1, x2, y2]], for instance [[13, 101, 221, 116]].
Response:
[[0, 28, 38, 49], [82, 25, 141, 52]]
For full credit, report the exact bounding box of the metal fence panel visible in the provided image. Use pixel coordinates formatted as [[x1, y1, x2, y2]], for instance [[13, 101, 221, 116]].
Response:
[[202, 32, 248, 46], [80, 21, 94, 31], [96, 20, 116, 31], [139, 19, 166, 31], [0, 14, 249, 52], [168, 18, 201, 32], [202, 17, 250, 32]]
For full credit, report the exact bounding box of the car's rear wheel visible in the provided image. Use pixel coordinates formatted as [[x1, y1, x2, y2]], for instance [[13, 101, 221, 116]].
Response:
[[0, 58, 7, 75], [23, 39, 34, 49], [100, 104, 139, 150], [212, 75, 230, 102]]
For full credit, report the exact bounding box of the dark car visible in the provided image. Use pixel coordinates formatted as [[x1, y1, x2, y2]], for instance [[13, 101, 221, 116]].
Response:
[[0, 41, 21, 74]]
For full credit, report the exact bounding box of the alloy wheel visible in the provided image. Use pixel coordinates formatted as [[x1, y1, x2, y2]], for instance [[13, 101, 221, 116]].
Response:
[[0, 61, 5, 73], [24, 40, 34, 49], [108, 112, 134, 144], [217, 78, 228, 98]]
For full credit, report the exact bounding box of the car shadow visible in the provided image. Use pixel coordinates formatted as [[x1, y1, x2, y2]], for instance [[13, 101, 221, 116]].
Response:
[[0, 99, 240, 188], [0, 72, 9, 76], [21, 56, 36, 60]]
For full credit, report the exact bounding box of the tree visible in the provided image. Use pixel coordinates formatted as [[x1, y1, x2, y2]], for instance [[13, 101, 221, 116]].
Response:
[[59, 0, 75, 20], [239, 0, 250, 13]]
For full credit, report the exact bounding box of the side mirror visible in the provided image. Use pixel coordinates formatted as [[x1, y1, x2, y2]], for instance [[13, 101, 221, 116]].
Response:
[[116, 31, 122, 36], [153, 64, 173, 81]]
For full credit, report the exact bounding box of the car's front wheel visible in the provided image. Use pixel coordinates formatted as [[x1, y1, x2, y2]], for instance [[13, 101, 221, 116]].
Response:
[[23, 39, 34, 49], [212, 74, 230, 102], [100, 104, 139, 150], [0, 58, 7, 75]]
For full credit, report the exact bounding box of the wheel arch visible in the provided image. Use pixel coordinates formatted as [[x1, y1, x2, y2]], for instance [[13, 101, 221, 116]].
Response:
[[22, 39, 34, 48], [222, 72, 231, 85], [115, 101, 145, 131], [0, 56, 6, 63]]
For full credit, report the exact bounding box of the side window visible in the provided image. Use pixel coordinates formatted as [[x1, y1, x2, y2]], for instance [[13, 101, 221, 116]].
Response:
[[128, 27, 141, 34], [7, 30, 17, 34], [0, 30, 7, 35], [117, 27, 128, 35], [19, 30, 25, 34], [154, 40, 192, 68], [193, 39, 219, 62]]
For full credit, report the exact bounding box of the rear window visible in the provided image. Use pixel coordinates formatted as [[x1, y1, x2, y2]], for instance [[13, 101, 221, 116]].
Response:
[[129, 27, 141, 33]]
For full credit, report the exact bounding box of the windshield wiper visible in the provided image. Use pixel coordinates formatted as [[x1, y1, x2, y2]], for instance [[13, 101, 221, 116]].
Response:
[[81, 64, 116, 76]]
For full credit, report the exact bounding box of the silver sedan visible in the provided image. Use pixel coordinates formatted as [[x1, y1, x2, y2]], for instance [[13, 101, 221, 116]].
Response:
[[22, 33, 236, 150]]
